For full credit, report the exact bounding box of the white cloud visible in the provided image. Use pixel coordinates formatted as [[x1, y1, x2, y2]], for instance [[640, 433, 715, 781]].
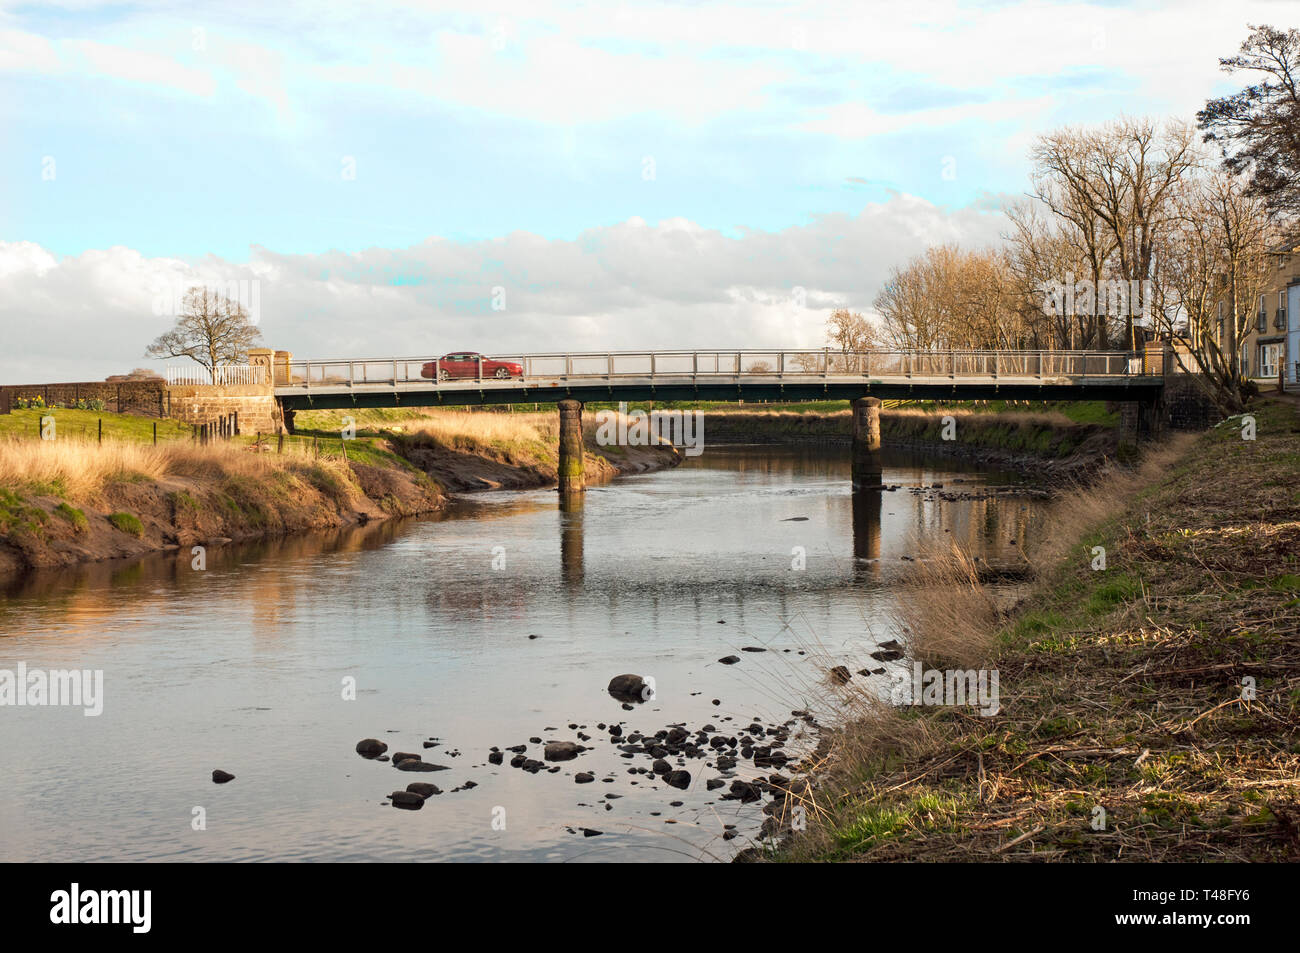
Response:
[[0, 193, 1009, 381], [66, 39, 216, 97], [802, 96, 1056, 139]]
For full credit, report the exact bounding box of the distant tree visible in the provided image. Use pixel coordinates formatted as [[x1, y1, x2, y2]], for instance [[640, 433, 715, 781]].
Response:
[[145, 286, 262, 382], [106, 367, 164, 382], [826, 308, 877, 353], [1198, 24, 1300, 221]]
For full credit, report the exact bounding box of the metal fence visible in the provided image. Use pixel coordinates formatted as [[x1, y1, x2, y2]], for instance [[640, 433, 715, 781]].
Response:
[[167, 365, 267, 386], [276, 349, 1144, 391]]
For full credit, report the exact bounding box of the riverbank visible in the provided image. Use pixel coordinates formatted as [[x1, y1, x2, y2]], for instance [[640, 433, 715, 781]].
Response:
[[774, 397, 1300, 862], [698, 403, 1118, 480], [0, 407, 681, 579]]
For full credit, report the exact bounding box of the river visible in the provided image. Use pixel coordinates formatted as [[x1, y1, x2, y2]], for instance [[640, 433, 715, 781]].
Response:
[[0, 444, 1043, 862]]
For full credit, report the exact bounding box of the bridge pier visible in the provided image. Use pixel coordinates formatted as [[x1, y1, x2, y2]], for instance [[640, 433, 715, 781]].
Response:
[[851, 397, 883, 489], [557, 399, 585, 497]]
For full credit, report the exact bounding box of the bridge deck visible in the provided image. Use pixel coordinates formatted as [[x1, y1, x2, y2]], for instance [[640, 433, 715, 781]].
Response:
[[270, 349, 1165, 409]]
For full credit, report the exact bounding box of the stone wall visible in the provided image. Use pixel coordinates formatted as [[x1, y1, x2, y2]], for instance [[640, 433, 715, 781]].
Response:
[[1164, 375, 1223, 431], [165, 384, 282, 435], [0, 380, 167, 416]]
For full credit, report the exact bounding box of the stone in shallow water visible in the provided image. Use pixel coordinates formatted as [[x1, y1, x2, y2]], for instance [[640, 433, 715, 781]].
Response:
[[663, 770, 691, 790], [390, 791, 424, 810], [211, 770, 235, 784], [355, 739, 387, 757], [607, 674, 649, 703], [396, 760, 449, 772], [544, 741, 583, 762]]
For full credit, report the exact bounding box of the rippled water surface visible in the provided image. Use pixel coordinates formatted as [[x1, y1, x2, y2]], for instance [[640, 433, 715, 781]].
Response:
[[0, 445, 1042, 862]]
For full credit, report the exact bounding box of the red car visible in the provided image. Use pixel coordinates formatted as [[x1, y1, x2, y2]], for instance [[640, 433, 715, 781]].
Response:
[[421, 352, 524, 381]]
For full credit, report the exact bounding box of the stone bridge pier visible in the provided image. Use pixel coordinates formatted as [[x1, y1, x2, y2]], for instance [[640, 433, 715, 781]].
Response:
[[851, 396, 883, 489], [557, 399, 585, 497]]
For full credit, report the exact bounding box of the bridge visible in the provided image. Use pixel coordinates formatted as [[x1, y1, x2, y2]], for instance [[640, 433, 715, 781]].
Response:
[[267, 348, 1166, 496], [273, 348, 1161, 408]]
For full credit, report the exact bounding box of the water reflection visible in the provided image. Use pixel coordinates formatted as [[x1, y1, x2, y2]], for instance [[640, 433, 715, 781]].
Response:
[[0, 444, 1047, 862], [559, 495, 585, 586], [851, 487, 883, 573]]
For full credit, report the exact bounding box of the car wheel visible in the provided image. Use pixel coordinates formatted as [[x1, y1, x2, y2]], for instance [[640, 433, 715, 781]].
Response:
[[438, 369, 449, 381], [494, 367, 510, 379]]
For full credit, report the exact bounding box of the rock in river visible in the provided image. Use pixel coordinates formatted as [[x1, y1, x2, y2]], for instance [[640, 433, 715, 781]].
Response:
[[663, 770, 691, 790], [396, 759, 449, 772], [544, 741, 584, 762], [390, 791, 425, 810], [211, 770, 235, 784], [607, 674, 650, 703], [355, 739, 388, 758]]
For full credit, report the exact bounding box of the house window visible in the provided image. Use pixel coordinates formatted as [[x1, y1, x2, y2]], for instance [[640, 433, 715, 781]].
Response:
[[1260, 342, 1282, 378]]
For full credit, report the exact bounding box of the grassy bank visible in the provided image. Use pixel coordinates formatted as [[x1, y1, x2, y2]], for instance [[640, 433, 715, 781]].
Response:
[[0, 405, 682, 578], [777, 397, 1300, 861], [695, 402, 1115, 473], [0, 424, 444, 578], [293, 407, 682, 492]]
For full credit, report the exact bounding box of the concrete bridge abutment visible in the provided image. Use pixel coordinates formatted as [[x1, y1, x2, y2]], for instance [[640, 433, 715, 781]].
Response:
[[851, 396, 883, 489]]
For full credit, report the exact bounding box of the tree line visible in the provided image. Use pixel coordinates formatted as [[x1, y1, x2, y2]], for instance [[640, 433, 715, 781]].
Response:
[[827, 25, 1300, 411]]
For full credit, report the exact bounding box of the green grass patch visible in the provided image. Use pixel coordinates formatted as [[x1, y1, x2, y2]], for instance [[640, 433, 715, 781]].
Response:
[[0, 408, 191, 443], [107, 512, 144, 537], [54, 502, 88, 533]]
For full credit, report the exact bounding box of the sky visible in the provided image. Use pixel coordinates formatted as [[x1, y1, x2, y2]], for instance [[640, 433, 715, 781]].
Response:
[[0, 0, 1294, 380]]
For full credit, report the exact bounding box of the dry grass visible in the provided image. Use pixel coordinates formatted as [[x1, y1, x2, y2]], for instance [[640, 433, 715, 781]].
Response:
[[776, 401, 1300, 862], [0, 434, 355, 502], [394, 410, 556, 451], [886, 406, 1076, 429], [1024, 432, 1196, 568], [891, 540, 1000, 669]]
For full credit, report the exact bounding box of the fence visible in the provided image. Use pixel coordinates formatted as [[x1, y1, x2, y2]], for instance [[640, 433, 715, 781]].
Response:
[[166, 365, 267, 386], [278, 348, 1143, 391], [0, 380, 167, 417]]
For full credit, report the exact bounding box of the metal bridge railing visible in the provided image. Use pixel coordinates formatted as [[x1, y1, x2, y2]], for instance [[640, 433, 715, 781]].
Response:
[[275, 348, 1146, 391]]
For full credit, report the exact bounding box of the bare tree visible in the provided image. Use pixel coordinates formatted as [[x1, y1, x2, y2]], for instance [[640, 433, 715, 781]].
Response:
[[145, 286, 263, 382], [1155, 168, 1276, 411], [1030, 119, 1197, 350]]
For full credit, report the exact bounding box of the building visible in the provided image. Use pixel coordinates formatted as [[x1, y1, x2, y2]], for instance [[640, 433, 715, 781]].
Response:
[[1241, 239, 1300, 385]]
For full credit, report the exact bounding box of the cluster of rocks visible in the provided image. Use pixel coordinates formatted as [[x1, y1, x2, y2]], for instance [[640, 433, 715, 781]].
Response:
[[907, 482, 1047, 504], [353, 673, 821, 846]]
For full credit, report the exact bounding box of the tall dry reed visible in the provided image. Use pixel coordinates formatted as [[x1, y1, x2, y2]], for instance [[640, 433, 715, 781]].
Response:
[[0, 435, 354, 501]]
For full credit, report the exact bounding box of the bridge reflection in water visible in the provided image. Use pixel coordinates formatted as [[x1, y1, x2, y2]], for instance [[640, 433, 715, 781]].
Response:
[[551, 477, 886, 587]]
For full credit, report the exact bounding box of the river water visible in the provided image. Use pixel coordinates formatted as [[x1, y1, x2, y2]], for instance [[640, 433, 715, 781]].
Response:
[[0, 444, 1042, 862]]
